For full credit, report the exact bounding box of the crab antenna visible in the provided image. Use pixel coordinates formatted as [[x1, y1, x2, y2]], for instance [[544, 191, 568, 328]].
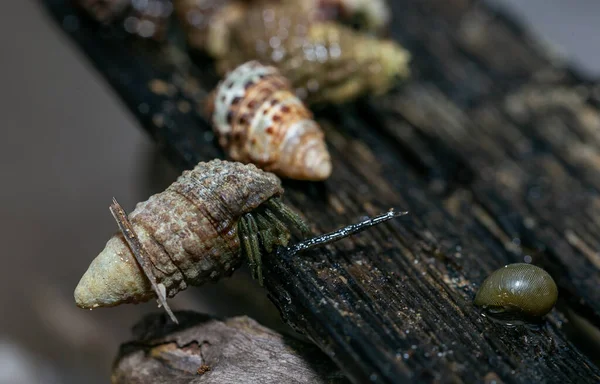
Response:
[[287, 209, 408, 254]]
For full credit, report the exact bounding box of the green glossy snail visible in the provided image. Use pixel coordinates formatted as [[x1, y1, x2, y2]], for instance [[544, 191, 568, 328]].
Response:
[[474, 263, 558, 322]]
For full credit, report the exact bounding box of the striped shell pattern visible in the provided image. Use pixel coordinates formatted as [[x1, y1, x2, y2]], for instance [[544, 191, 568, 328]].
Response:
[[210, 61, 332, 181]]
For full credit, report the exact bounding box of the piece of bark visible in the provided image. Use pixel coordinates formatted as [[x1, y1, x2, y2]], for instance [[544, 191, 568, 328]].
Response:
[[41, 0, 600, 383], [112, 311, 349, 384]]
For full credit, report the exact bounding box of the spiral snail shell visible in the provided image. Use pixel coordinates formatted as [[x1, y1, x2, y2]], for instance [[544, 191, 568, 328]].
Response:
[[174, 0, 410, 104], [474, 263, 558, 321], [75, 0, 130, 23], [74, 160, 309, 312], [208, 61, 332, 181]]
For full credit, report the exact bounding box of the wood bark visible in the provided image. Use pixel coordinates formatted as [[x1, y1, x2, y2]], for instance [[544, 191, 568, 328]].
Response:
[[112, 312, 349, 384], [42, 0, 600, 383]]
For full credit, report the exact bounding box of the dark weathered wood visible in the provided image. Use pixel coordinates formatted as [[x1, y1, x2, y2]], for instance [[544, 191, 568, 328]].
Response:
[[41, 0, 600, 383], [374, 0, 600, 323], [113, 312, 349, 383]]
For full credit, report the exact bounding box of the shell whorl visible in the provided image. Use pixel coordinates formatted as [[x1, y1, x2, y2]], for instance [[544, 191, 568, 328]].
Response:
[[173, 0, 390, 52], [74, 160, 283, 309], [75, 0, 130, 23], [216, 5, 410, 103], [174, 0, 409, 104], [211, 61, 332, 181]]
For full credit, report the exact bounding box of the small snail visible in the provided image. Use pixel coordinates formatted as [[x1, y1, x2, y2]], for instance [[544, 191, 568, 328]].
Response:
[[74, 160, 406, 323], [207, 61, 332, 181], [474, 263, 558, 322], [75, 0, 173, 40], [174, 0, 410, 104]]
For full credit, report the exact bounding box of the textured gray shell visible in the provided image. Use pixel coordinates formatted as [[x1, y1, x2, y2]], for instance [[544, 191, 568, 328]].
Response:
[[74, 160, 283, 308]]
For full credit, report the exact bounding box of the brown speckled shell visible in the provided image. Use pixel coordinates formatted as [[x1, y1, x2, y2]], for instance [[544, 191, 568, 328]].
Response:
[[209, 61, 332, 181], [74, 160, 282, 307]]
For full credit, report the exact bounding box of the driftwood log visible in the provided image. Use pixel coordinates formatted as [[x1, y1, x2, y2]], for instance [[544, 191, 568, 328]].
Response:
[[42, 0, 600, 383], [112, 312, 348, 384]]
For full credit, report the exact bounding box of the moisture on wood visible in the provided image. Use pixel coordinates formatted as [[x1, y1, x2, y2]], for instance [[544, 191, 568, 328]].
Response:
[[43, 0, 600, 383]]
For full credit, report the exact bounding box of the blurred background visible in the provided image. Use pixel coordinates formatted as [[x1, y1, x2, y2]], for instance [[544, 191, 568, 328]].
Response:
[[0, 1, 598, 383]]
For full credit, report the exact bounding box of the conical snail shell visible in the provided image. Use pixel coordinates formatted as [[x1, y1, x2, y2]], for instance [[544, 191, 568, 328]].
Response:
[[174, 0, 409, 104], [74, 160, 287, 309], [209, 61, 332, 181], [172, 0, 389, 53], [75, 0, 131, 23]]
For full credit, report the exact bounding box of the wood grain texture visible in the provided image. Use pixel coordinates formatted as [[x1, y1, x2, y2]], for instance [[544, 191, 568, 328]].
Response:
[[42, 0, 600, 383], [112, 312, 349, 383]]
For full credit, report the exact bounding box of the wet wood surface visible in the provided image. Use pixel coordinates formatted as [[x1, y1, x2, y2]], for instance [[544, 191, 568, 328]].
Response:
[[42, 0, 600, 383]]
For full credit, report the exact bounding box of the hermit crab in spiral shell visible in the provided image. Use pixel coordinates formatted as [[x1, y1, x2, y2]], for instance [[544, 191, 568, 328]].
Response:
[[74, 160, 407, 322], [175, 0, 410, 104], [76, 0, 173, 40], [76, 0, 410, 104]]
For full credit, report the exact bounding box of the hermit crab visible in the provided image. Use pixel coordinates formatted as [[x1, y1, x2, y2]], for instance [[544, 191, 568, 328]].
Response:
[[74, 160, 406, 322], [207, 61, 332, 181], [175, 0, 410, 104]]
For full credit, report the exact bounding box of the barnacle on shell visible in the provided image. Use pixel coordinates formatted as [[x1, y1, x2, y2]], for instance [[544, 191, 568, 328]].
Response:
[[208, 61, 332, 181], [174, 0, 409, 104]]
